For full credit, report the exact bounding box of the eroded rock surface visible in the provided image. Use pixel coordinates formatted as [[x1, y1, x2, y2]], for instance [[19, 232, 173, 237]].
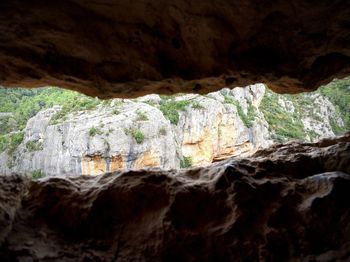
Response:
[[1, 1, 350, 97], [0, 84, 273, 175], [0, 134, 349, 261], [1, 83, 345, 176]]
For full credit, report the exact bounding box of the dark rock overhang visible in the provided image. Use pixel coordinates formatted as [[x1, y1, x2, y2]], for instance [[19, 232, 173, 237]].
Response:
[[0, 0, 350, 98]]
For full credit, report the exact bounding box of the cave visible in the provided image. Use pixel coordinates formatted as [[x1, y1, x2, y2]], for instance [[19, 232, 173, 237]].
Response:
[[0, 1, 350, 261]]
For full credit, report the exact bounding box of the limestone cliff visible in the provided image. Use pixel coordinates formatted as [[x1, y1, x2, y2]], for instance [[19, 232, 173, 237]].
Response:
[[0, 84, 272, 176], [0, 84, 346, 176]]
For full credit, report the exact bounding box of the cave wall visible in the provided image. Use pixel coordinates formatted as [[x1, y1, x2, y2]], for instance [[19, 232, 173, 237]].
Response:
[[0, 135, 349, 261], [1, 1, 350, 261], [0, 0, 350, 98]]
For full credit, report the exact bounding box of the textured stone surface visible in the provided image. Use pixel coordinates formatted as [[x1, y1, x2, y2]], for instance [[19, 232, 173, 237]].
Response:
[[0, 1, 349, 260], [0, 134, 349, 261], [0, 84, 273, 175], [1, 1, 350, 98]]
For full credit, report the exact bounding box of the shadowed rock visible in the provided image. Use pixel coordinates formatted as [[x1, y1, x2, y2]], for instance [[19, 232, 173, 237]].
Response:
[[0, 0, 350, 97], [0, 134, 349, 261]]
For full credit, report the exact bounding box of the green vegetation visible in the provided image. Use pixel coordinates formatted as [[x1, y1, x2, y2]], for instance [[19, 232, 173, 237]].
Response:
[[159, 97, 191, 125], [318, 77, 350, 133], [0, 86, 101, 129], [0, 78, 348, 161], [223, 95, 256, 128], [8, 132, 24, 153], [191, 101, 205, 110], [89, 127, 103, 137], [106, 128, 114, 136], [112, 109, 120, 115], [329, 118, 346, 135], [0, 115, 17, 135], [260, 78, 350, 141], [260, 90, 305, 142], [7, 155, 17, 169], [180, 156, 192, 168], [113, 100, 124, 107], [136, 111, 148, 121], [26, 140, 43, 152], [0, 135, 9, 153], [32, 170, 45, 180], [132, 129, 145, 144], [159, 127, 167, 136], [124, 128, 145, 144]]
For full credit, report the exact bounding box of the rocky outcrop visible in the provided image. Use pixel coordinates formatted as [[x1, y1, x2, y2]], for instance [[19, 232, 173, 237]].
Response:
[[0, 134, 349, 261], [1, 1, 350, 97], [1, 83, 345, 176], [0, 84, 273, 176]]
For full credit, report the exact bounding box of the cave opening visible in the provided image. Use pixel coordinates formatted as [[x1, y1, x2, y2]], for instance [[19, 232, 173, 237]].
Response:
[[0, 79, 349, 179], [1, 1, 350, 261]]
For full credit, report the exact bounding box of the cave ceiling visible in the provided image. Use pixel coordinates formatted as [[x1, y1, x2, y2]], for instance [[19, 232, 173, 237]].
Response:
[[0, 0, 349, 98]]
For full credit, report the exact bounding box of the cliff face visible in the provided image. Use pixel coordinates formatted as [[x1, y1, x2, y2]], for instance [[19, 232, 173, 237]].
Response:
[[0, 84, 346, 176], [0, 84, 273, 176], [1, 134, 349, 261]]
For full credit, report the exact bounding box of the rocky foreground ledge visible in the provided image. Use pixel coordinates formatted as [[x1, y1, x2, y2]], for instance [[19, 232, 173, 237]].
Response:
[[0, 134, 349, 261]]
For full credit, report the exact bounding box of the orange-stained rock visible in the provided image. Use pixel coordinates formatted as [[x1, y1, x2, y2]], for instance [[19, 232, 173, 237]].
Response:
[[133, 150, 161, 168], [111, 154, 125, 171], [81, 154, 107, 176]]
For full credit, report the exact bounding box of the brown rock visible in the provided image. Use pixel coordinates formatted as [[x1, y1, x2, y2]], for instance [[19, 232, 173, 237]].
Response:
[[0, 2, 349, 261], [0, 1, 350, 98], [82, 154, 108, 176], [133, 150, 161, 168], [0, 134, 349, 261], [111, 155, 126, 172]]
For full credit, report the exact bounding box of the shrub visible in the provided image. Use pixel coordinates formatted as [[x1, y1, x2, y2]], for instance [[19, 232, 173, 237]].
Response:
[[260, 89, 305, 142], [7, 155, 16, 168], [112, 109, 120, 115], [113, 100, 124, 107], [0, 135, 9, 153], [159, 127, 167, 136], [329, 118, 346, 135], [180, 156, 192, 168], [318, 78, 350, 131], [159, 99, 190, 125], [0, 116, 17, 136], [124, 128, 145, 144], [132, 129, 144, 144], [136, 111, 148, 121], [101, 100, 110, 107], [144, 100, 156, 106], [49, 107, 70, 125], [26, 140, 43, 152], [32, 170, 45, 180], [8, 132, 24, 153], [224, 95, 255, 128], [191, 102, 205, 110], [89, 127, 103, 137], [106, 128, 114, 136]]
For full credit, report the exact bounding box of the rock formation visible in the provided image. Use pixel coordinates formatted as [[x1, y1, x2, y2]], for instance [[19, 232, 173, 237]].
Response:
[[0, 134, 349, 261], [0, 1, 350, 97], [0, 84, 273, 176], [0, 83, 345, 176], [0, 1, 350, 261]]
